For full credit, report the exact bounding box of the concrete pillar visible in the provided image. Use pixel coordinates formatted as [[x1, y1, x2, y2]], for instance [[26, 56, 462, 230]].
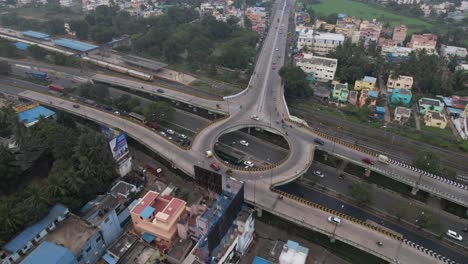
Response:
[[364, 168, 371, 177], [411, 187, 419, 196], [324, 153, 328, 161], [247, 127, 251, 134], [329, 237, 336, 243], [256, 207, 262, 218]]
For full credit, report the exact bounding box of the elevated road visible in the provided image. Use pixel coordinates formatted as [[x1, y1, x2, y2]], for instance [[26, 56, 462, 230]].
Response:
[[2, 0, 466, 262]]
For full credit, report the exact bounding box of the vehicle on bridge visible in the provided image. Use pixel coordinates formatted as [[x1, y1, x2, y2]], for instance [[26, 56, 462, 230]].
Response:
[[362, 157, 375, 165], [129, 112, 147, 124], [327, 216, 341, 225], [446, 230, 463, 241], [313, 138, 324, 145], [378, 154, 390, 164], [210, 162, 220, 171], [48, 84, 65, 93]]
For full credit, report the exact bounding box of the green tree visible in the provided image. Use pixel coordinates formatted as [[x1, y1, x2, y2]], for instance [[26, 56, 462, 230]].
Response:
[[91, 26, 115, 43], [413, 151, 439, 174], [279, 66, 313, 98], [0, 145, 20, 194], [143, 102, 175, 123], [45, 19, 66, 35], [188, 36, 214, 66], [349, 182, 372, 206], [28, 45, 47, 60], [69, 20, 89, 40]]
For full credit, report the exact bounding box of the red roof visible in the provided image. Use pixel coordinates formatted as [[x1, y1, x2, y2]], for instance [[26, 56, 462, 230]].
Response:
[[162, 199, 184, 218], [131, 191, 159, 215]]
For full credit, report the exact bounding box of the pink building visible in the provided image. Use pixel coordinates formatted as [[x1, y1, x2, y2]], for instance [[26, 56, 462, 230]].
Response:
[[359, 20, 382, 45], [408, 34, 438, 54], [392, 25, 407, 44], [130, 191, 187, 245]]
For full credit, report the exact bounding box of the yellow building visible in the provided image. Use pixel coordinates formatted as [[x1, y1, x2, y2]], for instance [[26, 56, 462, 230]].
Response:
[[424, 111, 448, 129], [354, 76, 377, 91]]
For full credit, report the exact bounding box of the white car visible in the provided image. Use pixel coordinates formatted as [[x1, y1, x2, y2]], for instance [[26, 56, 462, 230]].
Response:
[[250, 114, 260, 121], [240, 140, 249, 146], [275, 48, 279, 51], [166, 129, 175, 135], [244, 160, 254, 168], [327, 216, 341, 225], [313, 170, 324, 178], [446, 230, 463, 241], [180, 134, 187, 139], [160, 131, 166, 136]]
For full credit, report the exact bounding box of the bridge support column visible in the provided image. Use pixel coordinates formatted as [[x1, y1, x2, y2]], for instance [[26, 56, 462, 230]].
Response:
[[364, 168, 371, 177], [411, 187, 419, 195], [256, 207, 262, 218], [329, 236, 336, 243], [247, 127, 251, 134], [323, 153, 328, 161]]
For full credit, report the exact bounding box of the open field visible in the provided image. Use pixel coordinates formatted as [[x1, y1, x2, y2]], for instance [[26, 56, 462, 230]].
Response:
[[310, 0, 448, 34], [5, 6, 84, 21]]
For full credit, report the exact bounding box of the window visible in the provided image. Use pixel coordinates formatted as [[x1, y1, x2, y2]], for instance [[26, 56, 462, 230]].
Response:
[[86, 246, 91, 253], [96, 236, 102, 243]]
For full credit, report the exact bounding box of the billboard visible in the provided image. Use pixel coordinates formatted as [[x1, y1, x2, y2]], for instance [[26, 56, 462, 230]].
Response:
[[109, 133, 129, 161], [194, 165, 222, 194]]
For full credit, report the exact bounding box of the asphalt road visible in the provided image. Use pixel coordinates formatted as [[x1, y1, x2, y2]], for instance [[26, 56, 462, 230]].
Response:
[[277, 182, 468, 264]]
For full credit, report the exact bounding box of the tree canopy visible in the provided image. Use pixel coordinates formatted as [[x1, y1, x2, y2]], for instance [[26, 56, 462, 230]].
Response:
[[279, 66, 313, 98]]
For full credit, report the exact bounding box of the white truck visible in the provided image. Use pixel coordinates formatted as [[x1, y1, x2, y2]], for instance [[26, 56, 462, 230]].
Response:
[[378, 154, 390, 164], [205, 150, 213, 158]]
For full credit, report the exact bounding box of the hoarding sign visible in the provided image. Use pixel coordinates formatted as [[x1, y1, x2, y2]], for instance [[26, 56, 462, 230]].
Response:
[[109, 133, 129, 161]]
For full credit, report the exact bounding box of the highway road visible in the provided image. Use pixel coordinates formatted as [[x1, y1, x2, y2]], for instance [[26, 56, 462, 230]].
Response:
[[1, 0, 466, 262]]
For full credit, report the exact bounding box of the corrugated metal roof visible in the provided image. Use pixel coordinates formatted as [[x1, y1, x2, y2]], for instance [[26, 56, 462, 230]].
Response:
[[18, 106, 55, 124], [53, 38, 98, 52], [15, 42, 29, 50], [21, 31, 50, 39], [4, 204, 68, 253], [252, 256, 271, 264], [20, 241, 75, 264]]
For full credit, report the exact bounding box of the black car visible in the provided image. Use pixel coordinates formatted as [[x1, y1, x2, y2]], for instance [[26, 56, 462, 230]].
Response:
[[314, 138, 325, 145], [157, 89, 165, 93]]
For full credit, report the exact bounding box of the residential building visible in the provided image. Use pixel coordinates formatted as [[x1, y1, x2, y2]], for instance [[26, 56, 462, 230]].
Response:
[[453, 105, 468, 140], [1, 204, 69, 264], [424, 111, 448, 129], [359, 19, 383, 45], [117, 240, 160, 264], [19, 241, 75, 264], [314, 20, 335, 32], [110, 180, 139, 200], [354, 76, 377, 91], [59, 0, 75, 7], [378, 38, 399, 47], [394, 106, 412, 123], [335, 15, 361, 39], [102, 233, 138, 264], [30, 214, 106, 264], [348, 90, 358, 105], [82, 0, 110, 11], [130, 191, 187, 245], [295, 53, 338, 82], [440, 45, 468, 58], [457, 63, 468, 71], [358, 89, 378, 107], [408, 34, 438, 54], [390, 88, 413, 107], [387, 74, 413, 91], [381, 45, 412, 61], [375, 106, 386, 119], [392, 25, 407, 44], [387, 0, 421, 4], [80, 194, 123, 246], [418, 98, 444, 114], [279, 240, 309, 264], [332, 83, 349, 103], [297, 29, 345, 55], [451, 96, 468, 110]]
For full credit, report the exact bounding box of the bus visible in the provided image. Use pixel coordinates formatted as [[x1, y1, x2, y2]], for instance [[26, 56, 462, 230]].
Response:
[[129, 112, 146, 124]]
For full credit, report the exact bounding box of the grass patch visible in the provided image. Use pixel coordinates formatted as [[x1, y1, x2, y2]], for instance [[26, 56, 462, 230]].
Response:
[[8, 6, 84, 21], [310, 0, 446, 34], [258, 211, 389, 264]]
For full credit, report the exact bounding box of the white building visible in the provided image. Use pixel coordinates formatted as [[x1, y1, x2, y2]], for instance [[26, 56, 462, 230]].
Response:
[[59, 0, 75, 7], [279, 240, 309, 264], [440, 45, 468, 58], [389, 0, 420, 4], [381, 45, 412, 58], [82, 0, 110, 11], [297, 29, 345, 55], [295, 53, 337, 82]]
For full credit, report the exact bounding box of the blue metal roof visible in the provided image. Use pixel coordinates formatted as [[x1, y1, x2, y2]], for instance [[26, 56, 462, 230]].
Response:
[[4, 204, 68, 253], [102, 253, 117, 264], [15, 42, 29, 50], [363, 76, 376, 83], [140, 206, 155, 219], [376, 106, 386, 113], [142, 232, 155, 243], [21, 31, 50, 39], [53, 38, 98, 52], [18, 106, 55, 124], [369, 91, 379, 98], [20, 241, 75, 264], [252, 256, 271, 264], [287, 240, 309, 255]]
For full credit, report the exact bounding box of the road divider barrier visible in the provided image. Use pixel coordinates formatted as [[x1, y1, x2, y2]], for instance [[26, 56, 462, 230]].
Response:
[[402, 239, 455, 264]]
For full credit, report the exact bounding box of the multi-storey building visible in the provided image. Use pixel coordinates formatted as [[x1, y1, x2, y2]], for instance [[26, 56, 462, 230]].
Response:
[[82, 0, 110, 11], [335, 15, 361, 39], [295, 53, 337, 82], [418, 98, 444, 114], [408, 34, 438, 54], [130, 191, 187, 245], [389, 88, 413, 107], [392, 25, 407, 44], [297, 29, 345, 55], [387, 74, 413, 91], [381, 45, 412, 61], [440, 45, 468, 58], [359, 20, 383, 45], [332, 83, 349, 103], [354, 76, 377, 91], [424, 111, 448, 129]]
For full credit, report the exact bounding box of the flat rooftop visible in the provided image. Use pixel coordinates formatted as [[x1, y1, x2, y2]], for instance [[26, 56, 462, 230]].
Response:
[[107, 233, 138, 259], [110, 180, 137, 198], [53, 38, 98, 52], [420, 98, 442, 106], [118, 241, 159, 264], [80, 194, 120, 226], [166, 239, 194, 262], [429, 111, 446, 120], [122, 55, 168, 72], [46, 214, 99, 254], [395, 106, 411, 116], [131, 191, 185, 222], [18, 105, 55, 125], [302, 56, 337, 67], [21, 31, 49, 39]]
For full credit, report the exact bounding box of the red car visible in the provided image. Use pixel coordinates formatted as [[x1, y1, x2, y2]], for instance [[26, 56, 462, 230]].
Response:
[[362, 158, 374, 165], [210, 162, 221, 171], [271, 63, 277, 70]]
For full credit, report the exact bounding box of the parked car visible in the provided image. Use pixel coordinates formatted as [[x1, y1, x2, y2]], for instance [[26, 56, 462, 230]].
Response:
[[240, 140, 249, 146], [180, 134, 187, 139], [313, 138, 325, 145], [313, 170, 324, 178], [362, 158, 374, 165], [157, 89, 165, 93], [72, 104, 80, 108], [210, 162, 221, 171], [327, 216, 341, 225], [250, 114, 260, 121], [272, 63, 277, 70], [446, 230, 463, 241], [166, 129, 175, 135], [160, 131, 166, 137]]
